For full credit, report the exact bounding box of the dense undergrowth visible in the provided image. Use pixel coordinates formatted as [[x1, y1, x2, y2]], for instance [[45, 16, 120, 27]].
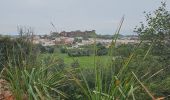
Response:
[[1, 2, 170, 99], [0, 20, 168, 100]]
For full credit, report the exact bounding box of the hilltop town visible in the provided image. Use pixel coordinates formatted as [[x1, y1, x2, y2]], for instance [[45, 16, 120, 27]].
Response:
[[32, 30, 139, 47]]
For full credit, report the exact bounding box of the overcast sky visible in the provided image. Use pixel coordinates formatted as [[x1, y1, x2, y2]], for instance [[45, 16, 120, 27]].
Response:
[[0, 0, 170, 35]]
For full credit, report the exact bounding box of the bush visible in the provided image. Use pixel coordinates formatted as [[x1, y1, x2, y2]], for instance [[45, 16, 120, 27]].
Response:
[[96, 43, 108, 56], [0, 36, 37, 70], [37, 45, 55, 54], [67, 49, 91, 57], [60, 47, 68, 53], [113, 44, 134, 57]]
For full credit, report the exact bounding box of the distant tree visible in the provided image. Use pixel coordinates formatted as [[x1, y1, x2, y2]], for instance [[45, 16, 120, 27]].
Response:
[[134, 2, 170, 56], [37, 44, 46, 53], [134, 3, 170, 97], [67, 49, 91, 57], [37, 45, 55, 53], [135, 2, 170, 42], [68, 49, 80, 57], [60, 47, 68, 53], [46, 46, 54, 53], [114, 44, 134, 57], [96, 43, 108, 56]]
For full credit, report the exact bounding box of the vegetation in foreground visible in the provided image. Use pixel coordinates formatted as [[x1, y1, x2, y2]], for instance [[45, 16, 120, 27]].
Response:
[[0, 2, 170, 100]]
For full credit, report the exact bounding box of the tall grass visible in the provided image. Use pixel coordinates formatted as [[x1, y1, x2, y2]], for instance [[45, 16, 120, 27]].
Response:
[[0, 32, 70, 99], [70, 17, 159, 100], [2, 59, 70, 99], [0, 20, 162, 100]]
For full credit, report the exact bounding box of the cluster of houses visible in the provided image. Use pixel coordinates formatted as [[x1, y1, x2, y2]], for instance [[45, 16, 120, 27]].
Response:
[[32, 30, 139, 47], [33, 36, 73, 46], [33, 36, 92, 47], [33, 35, 139, 48]]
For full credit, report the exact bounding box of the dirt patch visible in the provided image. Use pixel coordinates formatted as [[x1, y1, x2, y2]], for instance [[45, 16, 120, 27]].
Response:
[[0, 79, 14, 100]]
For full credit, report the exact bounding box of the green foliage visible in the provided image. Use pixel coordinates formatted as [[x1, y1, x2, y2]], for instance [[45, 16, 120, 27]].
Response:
[[96, 43, 108, 56], [60, 47, 68, 53], [0, 36, 37, 70], [113, 44, 134, 57], [135, 2, 170, 42], [67, 49, 91, 57], [133, 3, 170, 98], [69, 17, 142, 100], [151, 77, 170, 97], [37, 44, 55, 54], [1, 5, 170, 99], [134, 2, 170, 57], [3, 57, 69, 100], [47, 46, 55, 53]]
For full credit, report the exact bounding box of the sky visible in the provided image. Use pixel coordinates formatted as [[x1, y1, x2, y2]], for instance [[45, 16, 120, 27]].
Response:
[[0, 0, 170, 35]]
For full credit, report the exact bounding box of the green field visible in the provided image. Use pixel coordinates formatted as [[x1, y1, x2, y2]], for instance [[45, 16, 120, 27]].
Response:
[[40, 52, 111, 68]]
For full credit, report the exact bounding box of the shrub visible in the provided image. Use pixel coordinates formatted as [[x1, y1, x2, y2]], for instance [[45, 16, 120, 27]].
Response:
[[67, 49, 91, 57], [96, 43, 108, 56], [37, 45, 55, 54], [0, 36, 37, 70], [60, 47, 68, 53]]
